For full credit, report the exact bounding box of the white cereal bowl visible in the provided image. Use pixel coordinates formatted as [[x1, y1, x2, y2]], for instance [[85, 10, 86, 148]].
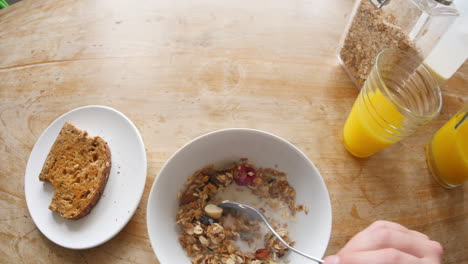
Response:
[[147, 129, 332, 263]]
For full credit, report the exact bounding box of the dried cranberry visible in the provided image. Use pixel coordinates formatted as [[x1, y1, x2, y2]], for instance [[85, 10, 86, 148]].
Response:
[[234, 165, 256, 186]]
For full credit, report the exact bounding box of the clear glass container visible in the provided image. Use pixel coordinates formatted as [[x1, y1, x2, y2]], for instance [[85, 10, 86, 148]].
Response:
[[423, 0, 468, 84], [337, 0, 459, 89]]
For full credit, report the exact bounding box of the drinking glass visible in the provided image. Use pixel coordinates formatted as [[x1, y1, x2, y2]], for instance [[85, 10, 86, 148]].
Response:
[[426, 105, 468, 188], [343, 49, 442, 158]]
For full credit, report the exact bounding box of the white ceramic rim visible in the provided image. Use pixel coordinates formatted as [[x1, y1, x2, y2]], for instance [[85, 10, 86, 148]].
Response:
[[147, 128, 332, 262]]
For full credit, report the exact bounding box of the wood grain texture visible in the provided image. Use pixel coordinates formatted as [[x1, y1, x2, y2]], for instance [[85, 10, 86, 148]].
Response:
[[0, 0, 467, 263]]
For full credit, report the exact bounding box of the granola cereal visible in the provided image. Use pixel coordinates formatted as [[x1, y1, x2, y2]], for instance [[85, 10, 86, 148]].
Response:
[[339, 0, 421, 88], [176, 159, 299, 264]]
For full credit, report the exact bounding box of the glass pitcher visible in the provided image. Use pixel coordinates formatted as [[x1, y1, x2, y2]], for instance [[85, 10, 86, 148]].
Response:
[[426, 104, 468, 188]]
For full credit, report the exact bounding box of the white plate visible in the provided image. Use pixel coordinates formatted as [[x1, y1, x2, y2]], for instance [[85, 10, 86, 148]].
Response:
[[147, 129, 332, 263], [25, 105, 147, 249]]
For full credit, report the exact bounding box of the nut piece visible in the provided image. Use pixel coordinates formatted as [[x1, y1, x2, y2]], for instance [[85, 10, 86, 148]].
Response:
[[180, 192, 198, 204], [204, 204, 223, 219], [254, 248, 271, 260], [193, 225, 204, 235]]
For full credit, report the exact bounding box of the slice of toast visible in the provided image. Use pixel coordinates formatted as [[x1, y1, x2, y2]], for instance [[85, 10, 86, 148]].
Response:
[[39, 122, 111, 219]]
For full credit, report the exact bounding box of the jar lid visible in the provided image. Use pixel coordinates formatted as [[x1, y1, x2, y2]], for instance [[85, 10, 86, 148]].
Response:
[[368, 0, 390, 9], [435, 0, 453, 5], [369, 0, 453, 9]]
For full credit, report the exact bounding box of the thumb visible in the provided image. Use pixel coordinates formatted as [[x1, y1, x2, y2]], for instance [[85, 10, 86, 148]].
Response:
[[323, 255, 340, 264]]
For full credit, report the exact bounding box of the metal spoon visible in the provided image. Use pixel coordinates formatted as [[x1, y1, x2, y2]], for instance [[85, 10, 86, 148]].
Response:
[[218, 200, 324, 263]]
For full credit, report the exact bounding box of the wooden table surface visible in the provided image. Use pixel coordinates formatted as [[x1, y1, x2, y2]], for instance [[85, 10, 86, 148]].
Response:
[[1, 0, 467, 263]]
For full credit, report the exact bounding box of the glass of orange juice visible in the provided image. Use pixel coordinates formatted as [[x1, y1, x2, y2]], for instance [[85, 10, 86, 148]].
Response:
[[426, 105, 468, 188], [343, 49, 442, 158]]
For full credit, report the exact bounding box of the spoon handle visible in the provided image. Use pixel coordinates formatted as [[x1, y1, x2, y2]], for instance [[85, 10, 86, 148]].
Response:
[[218, 201, 325, 263], [261, 215, 324, 263]]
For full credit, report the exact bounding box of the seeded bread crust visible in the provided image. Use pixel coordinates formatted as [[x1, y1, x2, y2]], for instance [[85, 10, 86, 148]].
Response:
[[39, 122, 111, 220]]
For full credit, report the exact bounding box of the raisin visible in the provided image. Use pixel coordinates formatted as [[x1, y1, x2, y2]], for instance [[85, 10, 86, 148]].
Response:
[[200, 215, 218, 225], [208, 169, 230, 187]]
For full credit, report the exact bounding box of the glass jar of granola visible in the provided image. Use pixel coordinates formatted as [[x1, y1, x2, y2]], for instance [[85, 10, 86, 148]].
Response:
[[338, 0, 459, 89]]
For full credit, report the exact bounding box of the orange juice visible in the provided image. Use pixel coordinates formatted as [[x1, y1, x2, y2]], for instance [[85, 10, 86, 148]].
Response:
[[343, 88, 404, 158], [342, 49, 442, 158], [427, 111, 468, 187]]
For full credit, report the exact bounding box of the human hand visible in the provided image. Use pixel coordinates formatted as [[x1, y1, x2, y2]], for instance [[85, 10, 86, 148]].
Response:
[[324, 221, 443, 264]]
